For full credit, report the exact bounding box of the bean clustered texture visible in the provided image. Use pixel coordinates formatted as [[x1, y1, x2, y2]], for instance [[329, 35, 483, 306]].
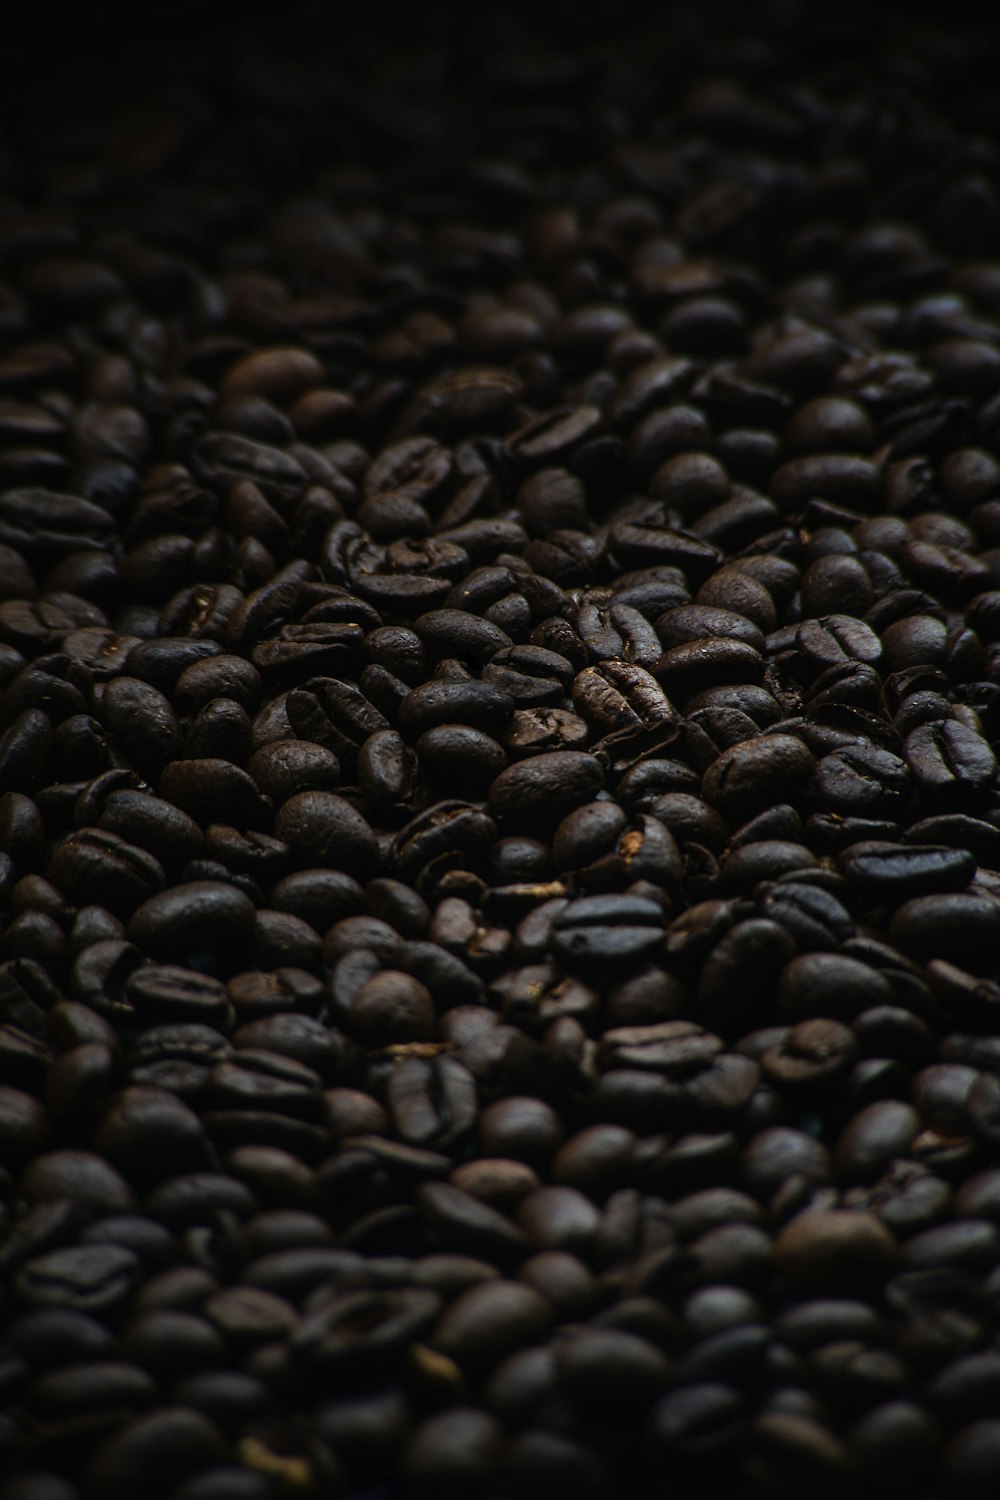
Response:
[[3, 4, 1000, 1499]]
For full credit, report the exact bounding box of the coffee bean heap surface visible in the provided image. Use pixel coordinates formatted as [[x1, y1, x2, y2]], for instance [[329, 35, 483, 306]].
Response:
[[4, 4, 1000, 1498]]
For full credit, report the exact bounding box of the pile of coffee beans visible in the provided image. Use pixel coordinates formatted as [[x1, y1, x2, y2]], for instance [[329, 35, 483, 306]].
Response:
[[6, 3, 1000, 1497]]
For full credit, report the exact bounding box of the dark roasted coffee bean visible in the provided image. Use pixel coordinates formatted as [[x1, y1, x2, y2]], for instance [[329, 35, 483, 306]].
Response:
[[836, 1101, 920, 1183], [49, 829, 165, 917], [701, 734, 814, 821], [398, 680, 514, 740], [126, 966, 232, 1028], [87, 1407, 227, 1500], [840, 840, 976, 899], [488, 751, 602, 829], [274, 791, 378, 879], [128, 882, 256, 967], [552, 893, 665, 970], [403, 1407, 503, 1499], [159, 759, 267, 829], [904, 720, 997, 806], [7, 22, 1000, 1499], [815, 742, 910, 817], [772, 1210, 898, 1290], [429, 1277, 551, 1370], [14, 1243, 142, 1314], [350, 971, 436, 1047], [95, 790, 205, 872], [416, 724, 507, 791], [778, 953, 892, 1023], [890, 892, 1000, 972]]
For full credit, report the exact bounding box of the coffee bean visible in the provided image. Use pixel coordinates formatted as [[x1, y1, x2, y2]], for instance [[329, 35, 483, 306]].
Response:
[[815, 743, 910, 817], [350, 971, 436, 1048], [15, 1244, 141, 1314], [904, 719, 997, 805], [552, 893, 665, 970], [488, 751, 603, 829], [430, 1279, 551, 1371], [19, 1150, 133, 1213], [95, 790, 205, 872], [271, 791, 378, 880], [840, 840, 976, 899], [648, 1381, 747, 1460], [127, 881, 255, 969], [701, 734, 814, 820], [159, 759, 267, 830], [772, 1210, 899, 1290], [387, 1055, 477, 1150], [890, 892, 1000, 971], [49, 829, 165, 918], [778, 954, 893, 1023], [6, 20, 1000, 1500], [402, 1407, 503, 1499], [835, 1101, 920, 1183], [88, 1408, 226, 1500], [416, 724, 507, 791]]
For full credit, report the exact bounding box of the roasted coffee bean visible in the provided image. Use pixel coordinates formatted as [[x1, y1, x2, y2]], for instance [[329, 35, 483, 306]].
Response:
[[403, 1407, 503, 1499], [87, 1407, 227, 1500], [95, 790, 205, 872], [503, 706, 591, 757], [14, 1244, 142, 1314], [125, 966, 232, 1028], [392, 803, 497, 889], [890, 892, 1000, 972], [778, 954, 894, 1023], [904, 720, 997, 806], [128, 882, 256, 967], [488, 751, 603, 828], [416, 724, 507, 791], [7, 18, 1000, 1500], [274, 791, 379, 879], [839, 840, 976, 899], [49, 828, 165, 917], [552, 893, 665, 970], [835, 1101, 920, 1183], [270, 869, 363, 932], [398, 680, 514, 740], [773, 1210, 899, 1290], [159, 759, 267, 829], [701, 734, 814, 820], [350, 971, 436, 1048], [761, 1018, 858, 1094], [815, 743, 910, 817], [429, 1277, 551, 1371]]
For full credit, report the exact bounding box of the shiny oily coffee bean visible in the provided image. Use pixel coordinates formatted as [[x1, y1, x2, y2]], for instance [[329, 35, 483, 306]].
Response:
[[552, 893, 665, 970], [488, 751, 603, 829], [839, 841, 976, 899]]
